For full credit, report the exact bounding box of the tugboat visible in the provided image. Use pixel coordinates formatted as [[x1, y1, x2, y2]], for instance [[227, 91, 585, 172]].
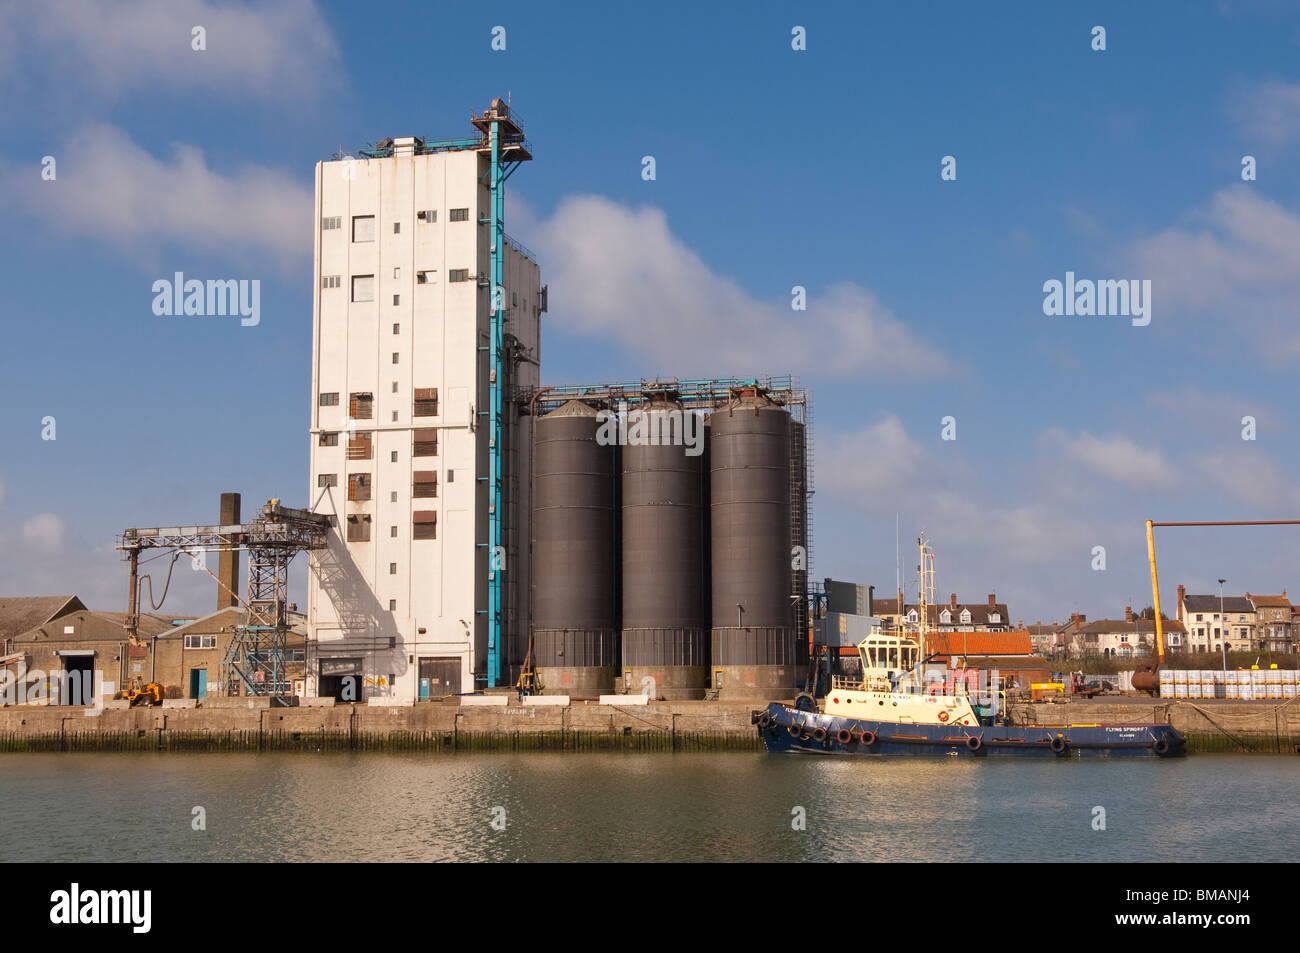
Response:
[[753, 630, 1185, 757], [753, 534, 1185, 758]]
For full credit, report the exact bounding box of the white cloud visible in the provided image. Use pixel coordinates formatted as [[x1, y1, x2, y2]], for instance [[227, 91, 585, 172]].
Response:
[[1231, 79, 1300, 146], [530, 196, 946, 378], [20, 513, 66, 551], [1131, 186, 1300, 357], [1194, 445, 1300, 510], [1041, 428, 1177, 490], [0, 0, 340, 100], [0, 123, 311, 270], [817, 415, 928, 498]]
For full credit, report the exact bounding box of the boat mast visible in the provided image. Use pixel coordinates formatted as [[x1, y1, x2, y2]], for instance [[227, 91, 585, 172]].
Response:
[[916, 532, 935, 676]]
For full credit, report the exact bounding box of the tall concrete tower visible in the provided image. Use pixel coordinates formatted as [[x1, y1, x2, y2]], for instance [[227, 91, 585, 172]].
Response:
[[306, 106, 541, 702]]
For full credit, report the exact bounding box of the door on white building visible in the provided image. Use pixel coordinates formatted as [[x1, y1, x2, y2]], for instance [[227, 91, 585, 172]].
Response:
[[418, 657, 460, 700]]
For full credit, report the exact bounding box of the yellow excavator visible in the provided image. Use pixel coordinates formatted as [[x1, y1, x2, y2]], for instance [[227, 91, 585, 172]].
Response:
[[116, 677, 164, 707]]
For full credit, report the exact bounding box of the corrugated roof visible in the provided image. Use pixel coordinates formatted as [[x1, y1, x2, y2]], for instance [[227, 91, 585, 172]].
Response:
[[0, 596, 86, 641], [10, 610, 175, 641], [926, 631, 1033, 657]]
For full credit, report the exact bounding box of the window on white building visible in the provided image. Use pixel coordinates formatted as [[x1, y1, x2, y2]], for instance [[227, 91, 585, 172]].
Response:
[[321, 275, 341, 289], [352, 275, 375, 302], [352, 215, 375, 242], [450, 208, 469, 222]]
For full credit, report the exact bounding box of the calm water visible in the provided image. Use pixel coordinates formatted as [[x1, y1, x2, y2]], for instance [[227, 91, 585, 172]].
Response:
[[1, 752, 1296, 862]]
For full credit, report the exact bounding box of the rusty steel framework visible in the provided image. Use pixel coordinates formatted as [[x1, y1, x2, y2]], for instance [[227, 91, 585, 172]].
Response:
[[117, 501, 330, 705]]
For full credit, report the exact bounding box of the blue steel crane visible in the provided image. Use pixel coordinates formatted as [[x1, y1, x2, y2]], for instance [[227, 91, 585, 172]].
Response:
[[412, 98, 531, 688]]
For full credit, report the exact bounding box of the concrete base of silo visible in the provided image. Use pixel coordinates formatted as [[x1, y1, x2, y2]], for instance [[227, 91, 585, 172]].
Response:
[[536, 666, 619, 698], [711, 664, 798, 702], [620, 666, 709, 701]]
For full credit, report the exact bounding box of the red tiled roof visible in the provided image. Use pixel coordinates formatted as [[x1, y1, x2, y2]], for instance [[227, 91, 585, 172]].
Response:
[[1249, 594, 1291, 608]]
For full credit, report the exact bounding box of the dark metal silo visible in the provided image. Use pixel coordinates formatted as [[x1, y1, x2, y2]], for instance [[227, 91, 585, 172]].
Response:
[[533, 400, 619, 695], [621, 392, 709, 699], [709, 388, 797, 699]]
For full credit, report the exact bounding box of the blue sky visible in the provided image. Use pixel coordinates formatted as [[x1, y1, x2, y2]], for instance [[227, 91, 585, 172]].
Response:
[[3, 0, 1300, 622]]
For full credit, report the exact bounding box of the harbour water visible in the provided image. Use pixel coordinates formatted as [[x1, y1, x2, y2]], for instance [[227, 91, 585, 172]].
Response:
[[2, 752, 1296, 863]]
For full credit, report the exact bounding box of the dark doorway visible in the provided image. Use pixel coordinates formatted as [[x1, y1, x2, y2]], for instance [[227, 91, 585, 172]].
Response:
[[319, 658, 364, 702], [61, 656, 94, 706], [418, 657, 461, 699]]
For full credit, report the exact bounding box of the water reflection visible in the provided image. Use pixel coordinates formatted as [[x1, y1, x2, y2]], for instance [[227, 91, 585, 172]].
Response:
[[0, 753, 1295, 862]]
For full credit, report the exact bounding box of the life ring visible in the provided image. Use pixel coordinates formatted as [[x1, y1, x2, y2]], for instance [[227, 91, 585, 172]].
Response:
[[1050, 736, 1068, 755], [835, 728, 854, 744], [1152, 736, 1170, 756], [811, 726, 828, 743], [937, 710, 949, 723], [966, 735, 982, 753], [858, 729, 876, 746]]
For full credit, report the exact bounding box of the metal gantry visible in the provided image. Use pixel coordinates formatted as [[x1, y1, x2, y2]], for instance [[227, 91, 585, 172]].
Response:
[[117, 500, 329, 705]]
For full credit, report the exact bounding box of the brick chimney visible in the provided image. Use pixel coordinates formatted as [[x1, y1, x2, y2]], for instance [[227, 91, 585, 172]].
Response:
[[988, 593, 996, 607], [1125, 605, 1133, 622], [218, 492, 241, 610], [950, 593, 958, 609], [1176, 584, 1185, 622]]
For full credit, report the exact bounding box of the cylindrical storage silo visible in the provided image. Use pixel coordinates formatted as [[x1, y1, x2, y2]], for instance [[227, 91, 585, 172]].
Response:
[[532, 400, 619, 695], [710, 390, 797, 700], [621, 396, 709, 699]]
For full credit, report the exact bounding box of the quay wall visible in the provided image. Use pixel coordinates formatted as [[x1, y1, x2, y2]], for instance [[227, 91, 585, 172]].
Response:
[[0, 699, 1297, 754]]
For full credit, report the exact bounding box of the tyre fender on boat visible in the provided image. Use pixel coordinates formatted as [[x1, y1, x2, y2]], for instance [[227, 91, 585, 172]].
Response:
[[787, 722, 802, 738], [965, 735, 982, 752], [1050, 735, 1069, 755], [758, 712, 775, 731], [1152, 735, 1170, 755], [811, 726, 828, 743], [794, 692, 817, 712], [835, 728, 854, 744], [858, 729, 876, 746]]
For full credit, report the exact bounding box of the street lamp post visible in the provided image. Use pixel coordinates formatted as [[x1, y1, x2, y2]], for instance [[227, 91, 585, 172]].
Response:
[[1218, 579, 1227, 671]]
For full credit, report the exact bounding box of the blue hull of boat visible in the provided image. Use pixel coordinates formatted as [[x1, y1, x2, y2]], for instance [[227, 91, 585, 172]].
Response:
[[754, 703, 1186, 758]]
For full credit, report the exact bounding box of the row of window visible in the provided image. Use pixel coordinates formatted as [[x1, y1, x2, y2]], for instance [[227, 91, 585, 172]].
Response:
[[183, 635, 217, 650], [324, 212, 470, 242], [318, 389, 438, 419], [329, 271, 472, 301], [318, 470, 441, 498], [345, 513, 437, 541]]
